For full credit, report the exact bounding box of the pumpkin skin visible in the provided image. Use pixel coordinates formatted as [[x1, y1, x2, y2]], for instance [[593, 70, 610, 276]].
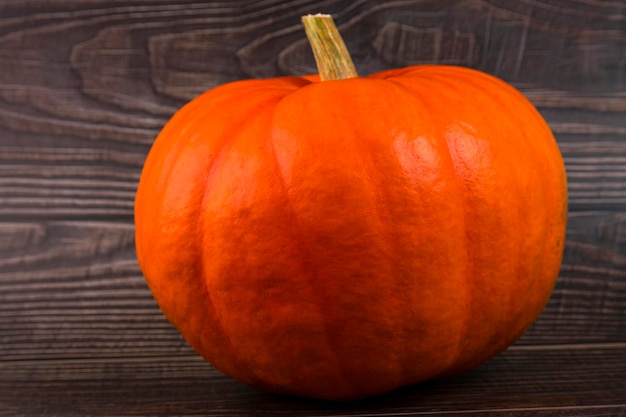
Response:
[[134, 65, 567, 400]]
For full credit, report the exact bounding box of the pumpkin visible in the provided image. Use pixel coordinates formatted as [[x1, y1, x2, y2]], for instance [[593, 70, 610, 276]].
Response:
[[134, 15, 567, 400]]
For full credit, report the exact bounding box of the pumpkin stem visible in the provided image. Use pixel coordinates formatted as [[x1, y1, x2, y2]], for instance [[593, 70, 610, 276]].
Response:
[[302, 14, 358, 81]]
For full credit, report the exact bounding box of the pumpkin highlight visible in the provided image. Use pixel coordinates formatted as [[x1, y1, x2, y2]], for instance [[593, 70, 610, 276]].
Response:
[[134, 15, 567, 400]]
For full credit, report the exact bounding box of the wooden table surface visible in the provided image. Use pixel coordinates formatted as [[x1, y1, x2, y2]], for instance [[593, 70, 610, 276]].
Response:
[[1, 1, 625, 416]]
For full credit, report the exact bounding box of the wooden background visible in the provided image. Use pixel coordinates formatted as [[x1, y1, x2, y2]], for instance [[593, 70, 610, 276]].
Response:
[[1, 0, 625, 416]]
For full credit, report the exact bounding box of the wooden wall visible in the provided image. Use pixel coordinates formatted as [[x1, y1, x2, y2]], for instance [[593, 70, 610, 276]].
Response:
[[1, 1, 625, 415]]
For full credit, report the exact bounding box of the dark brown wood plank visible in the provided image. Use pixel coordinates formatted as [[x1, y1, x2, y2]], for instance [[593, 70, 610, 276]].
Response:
[[0, 221, 190, 361], [1, 347, 624, 416], [0, 131, 148, 222], [1, 0, 625, 220], [519, 211, 626, 345], [1, 214, 624, 362], [2, 126, 626, 219], [1, 128, 624, 219]]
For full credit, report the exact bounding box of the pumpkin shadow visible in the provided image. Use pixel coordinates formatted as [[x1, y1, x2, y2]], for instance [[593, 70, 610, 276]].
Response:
[[240, 370, 484, 415]]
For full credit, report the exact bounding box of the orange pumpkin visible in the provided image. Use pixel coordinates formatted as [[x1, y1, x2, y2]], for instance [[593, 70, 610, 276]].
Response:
[[134, 15, 567, 400]]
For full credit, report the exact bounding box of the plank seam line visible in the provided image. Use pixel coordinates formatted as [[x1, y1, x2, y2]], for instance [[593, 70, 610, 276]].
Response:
[[0, 354, 200, 367], [507, 342, 626, 351], [1, 343, 625, 367], [321, 403, 626, 417]]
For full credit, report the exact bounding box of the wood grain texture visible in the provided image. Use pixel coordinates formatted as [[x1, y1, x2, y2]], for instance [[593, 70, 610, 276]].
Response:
[[1, 348, 624, 416], [0, 216, 624, 363], [0, 0, 625, 220], [0, 0, 625, 415]]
